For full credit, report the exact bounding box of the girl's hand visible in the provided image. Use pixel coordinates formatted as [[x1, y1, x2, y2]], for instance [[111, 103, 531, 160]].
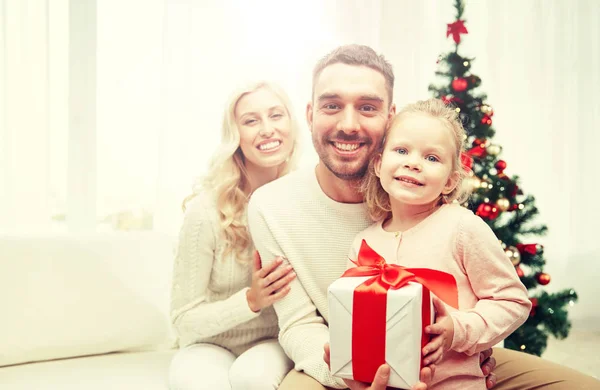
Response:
[[246, 250, 296, 312], [422, 297, 455, 366]]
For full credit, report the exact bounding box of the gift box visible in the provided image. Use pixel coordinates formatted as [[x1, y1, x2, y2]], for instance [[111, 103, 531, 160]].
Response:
[[328, 240, 458, 389]]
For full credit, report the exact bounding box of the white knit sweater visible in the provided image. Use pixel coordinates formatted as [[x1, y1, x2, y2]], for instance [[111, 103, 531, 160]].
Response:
[[170, 193, 278, 356], [248, 167, 373, 388]]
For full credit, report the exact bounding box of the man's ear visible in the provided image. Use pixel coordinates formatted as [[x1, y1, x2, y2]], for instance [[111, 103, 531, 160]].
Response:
[[388, 103, 396, 119], [374, 154, 383, 178], [306, 102, 313, 133], [443, 170, 461, 195]]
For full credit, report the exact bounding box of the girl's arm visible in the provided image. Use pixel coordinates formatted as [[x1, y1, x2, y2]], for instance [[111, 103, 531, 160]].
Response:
[[450, 212, 532, 356]]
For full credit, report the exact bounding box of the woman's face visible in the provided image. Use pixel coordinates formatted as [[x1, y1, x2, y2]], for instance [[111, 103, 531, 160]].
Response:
[[235, 87, 294, 169]]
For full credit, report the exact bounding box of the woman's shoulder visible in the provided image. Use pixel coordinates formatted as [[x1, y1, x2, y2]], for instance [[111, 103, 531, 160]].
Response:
[[183, 190, 219, 223]]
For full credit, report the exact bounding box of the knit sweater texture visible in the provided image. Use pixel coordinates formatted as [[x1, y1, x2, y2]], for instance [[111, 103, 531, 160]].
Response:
[[170, 193, 278, 356]]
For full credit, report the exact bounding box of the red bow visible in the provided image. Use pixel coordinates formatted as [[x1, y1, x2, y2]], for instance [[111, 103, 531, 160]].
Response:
[[446, 20, 468, 44], [342, 240, 458, 383]]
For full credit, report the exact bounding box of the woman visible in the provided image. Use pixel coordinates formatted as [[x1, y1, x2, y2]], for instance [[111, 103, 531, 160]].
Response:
[[169, 81, 300, 390]]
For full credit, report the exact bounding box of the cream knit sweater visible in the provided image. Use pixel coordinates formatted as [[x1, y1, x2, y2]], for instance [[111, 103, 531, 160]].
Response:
[[248, 167, 373, 388], [170, 193, 278, 356]]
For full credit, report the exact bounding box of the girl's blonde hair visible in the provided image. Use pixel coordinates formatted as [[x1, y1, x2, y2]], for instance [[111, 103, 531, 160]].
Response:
[[362, 98, 471, 221], [182, 81, 300, 263]]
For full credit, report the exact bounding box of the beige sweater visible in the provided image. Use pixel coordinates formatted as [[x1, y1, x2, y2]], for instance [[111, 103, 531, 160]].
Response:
[[248, 167, 373, 388], [170, 193, 278, 356]]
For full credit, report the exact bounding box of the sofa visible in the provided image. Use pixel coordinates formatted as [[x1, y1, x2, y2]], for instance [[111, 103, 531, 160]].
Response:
[[0, 233, 179, 390]]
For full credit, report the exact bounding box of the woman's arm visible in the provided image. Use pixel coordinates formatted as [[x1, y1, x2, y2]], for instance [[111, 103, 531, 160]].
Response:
[[170, 196, 260, 342]]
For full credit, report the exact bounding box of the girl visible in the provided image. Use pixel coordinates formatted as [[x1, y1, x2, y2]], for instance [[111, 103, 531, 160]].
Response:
[[349, 98, 531, 390], [169, 81, 300, 390]]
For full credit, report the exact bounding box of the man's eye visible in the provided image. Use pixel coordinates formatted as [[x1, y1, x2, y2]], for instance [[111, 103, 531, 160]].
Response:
[[324, 104, 339, 110], [361, 105, 376, 112]]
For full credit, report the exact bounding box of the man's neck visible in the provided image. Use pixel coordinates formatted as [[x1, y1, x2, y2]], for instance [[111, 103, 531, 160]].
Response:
[[315, 163, 364, 204]]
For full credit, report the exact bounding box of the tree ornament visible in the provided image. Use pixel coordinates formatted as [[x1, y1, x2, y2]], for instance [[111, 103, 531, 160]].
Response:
[[467, 145, 487, 158], [452, 78, 468, 92], [536, 272, 551, 285], [496, 197, 510, 211], [505, 246, 521, 266], [480, 104, 494, 116], [481, 115, 492, 126], [476, 203, 499, 220], [472, 138, 487, 147], [495, 160, 507, 172], [486, 144, 502, 156], [446, 20, 468, 44], [515, 266, 524, 278], [516, 243, 543, 256], [460, 152, 474, 172], [442, 95, 463, 105], [530, 297, 538, 316]]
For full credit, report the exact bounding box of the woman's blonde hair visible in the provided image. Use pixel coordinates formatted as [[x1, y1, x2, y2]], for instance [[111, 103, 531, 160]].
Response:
[[362, 98, 471, 221], [182, 81, 300, 263]]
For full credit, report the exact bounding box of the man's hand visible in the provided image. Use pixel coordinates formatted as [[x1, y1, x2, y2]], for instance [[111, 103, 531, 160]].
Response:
[[323, 343, 431, 390], [479, 348, 497, 389]]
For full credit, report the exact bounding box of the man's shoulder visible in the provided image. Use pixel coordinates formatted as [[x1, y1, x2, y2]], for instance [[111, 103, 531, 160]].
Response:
[[251, 167, 313, 206]]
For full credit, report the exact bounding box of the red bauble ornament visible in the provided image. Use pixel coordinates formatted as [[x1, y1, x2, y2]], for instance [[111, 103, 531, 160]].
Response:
[[495, 160, 507, 172], [467, 145, 487, 159], [472, 138, 486, 147], [460, 152, 474, 172], [515, 266, 524, 278], [452, 78, 468, 92], [530, 297, 538, 316], [509, 203, 519, 211], [442, 95, 464, 105], [536, 272, 551, 285], [476, 203, 500, 220], [516, 243, 540, 256], [481, 115, 492, 126]]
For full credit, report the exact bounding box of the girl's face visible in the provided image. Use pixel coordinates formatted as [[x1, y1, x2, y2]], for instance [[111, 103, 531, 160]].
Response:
[[375, 112, 459, 209], [235, 87, 294, 169]]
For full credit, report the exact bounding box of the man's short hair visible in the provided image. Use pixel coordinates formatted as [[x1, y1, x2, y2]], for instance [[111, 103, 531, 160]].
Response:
[[312, 44, 395, 104]]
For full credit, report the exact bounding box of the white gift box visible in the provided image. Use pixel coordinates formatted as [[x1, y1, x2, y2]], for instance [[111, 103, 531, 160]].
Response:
[[328, 276, 434, 389]]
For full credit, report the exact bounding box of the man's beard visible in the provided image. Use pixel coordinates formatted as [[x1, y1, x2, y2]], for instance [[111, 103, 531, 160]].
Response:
[[313, 131, 372, 181]]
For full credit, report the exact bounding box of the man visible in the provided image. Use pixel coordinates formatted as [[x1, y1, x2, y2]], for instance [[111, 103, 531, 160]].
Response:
[[248, 45, 600, 390]]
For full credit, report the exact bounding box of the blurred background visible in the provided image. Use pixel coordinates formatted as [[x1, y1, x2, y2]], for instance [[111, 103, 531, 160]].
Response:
[[1, 0, 599, 336]]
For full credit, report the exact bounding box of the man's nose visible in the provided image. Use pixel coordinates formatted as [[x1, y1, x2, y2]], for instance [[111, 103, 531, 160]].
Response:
[[336, 107, 360, 133]]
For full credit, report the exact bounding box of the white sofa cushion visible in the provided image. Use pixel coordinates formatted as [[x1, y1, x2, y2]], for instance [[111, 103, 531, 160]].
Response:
[[0, 233, 177, 367], [0, 350, 176, 390]]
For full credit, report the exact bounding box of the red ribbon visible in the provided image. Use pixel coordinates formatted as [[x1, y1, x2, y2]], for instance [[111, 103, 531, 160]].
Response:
[[342, 240, 459, 383], [446, 20, 468, 44]]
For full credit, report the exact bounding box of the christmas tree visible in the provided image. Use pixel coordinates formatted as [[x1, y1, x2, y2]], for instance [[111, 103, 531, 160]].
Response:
[[429, 0, 578, 356]]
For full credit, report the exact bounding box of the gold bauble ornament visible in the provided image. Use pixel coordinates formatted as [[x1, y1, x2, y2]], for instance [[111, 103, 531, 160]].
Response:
[[505, 246, 521, 266], [487, 144, 503, 156], [496, 198, 510, 211]]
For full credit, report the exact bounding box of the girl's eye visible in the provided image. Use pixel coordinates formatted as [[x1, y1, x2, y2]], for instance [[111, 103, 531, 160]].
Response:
[[396, 148, 407, 154], [244, 119, 257, 125], [427, 155, 439, 162], [271, 113, 283, 119]]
